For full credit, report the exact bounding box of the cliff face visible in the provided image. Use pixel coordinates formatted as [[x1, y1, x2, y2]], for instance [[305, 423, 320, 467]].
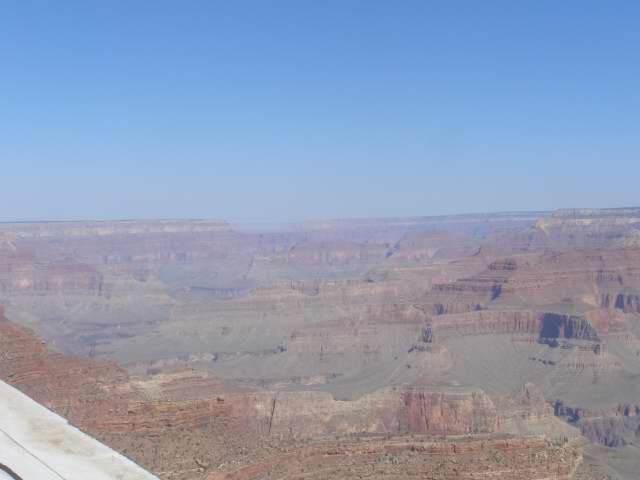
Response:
[[555, 399, 640, 447], [0, 305, 232, 437], [421, 308, 628, 344], [425, 310, 541, 339], [241, 387, 498, 437], [0, 305, 134, 424], [419, 247, 640, 315], [604, 292, 640, 313], [496, 248, 640, 307]]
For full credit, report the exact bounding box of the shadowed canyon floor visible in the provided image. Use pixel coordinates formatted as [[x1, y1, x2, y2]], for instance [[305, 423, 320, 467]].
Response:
[[2, 208, 640, 478]]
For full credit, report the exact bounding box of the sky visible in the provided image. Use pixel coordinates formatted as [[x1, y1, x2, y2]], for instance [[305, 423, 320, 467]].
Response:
[[1, 1, 639, 222]]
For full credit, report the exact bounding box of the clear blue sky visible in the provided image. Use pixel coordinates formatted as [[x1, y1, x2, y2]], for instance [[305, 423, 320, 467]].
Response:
[[2, 1, 639, 221]]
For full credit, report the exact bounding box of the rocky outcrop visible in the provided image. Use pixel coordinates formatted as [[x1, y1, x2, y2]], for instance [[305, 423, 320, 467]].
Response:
[[496, 383, 555, 421], [498, 248, 640, 307], [0, 305, 134, 424], [423, 309, 618, 342], [238, 386, 499, 437], [603, 292, 640, 313], [539, 313, 599, 341], [398, 387, 497, 434], [417, 257, 522, 313], [554, 399, 640, 448], [208, 435, 582, 480], [425, 310, 541, 339], [424, 247, 640, 318], [576, 416, 640, 447]]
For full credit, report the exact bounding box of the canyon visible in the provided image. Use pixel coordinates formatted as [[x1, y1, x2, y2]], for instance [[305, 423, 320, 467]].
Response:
[[1, 208, 640, 479]]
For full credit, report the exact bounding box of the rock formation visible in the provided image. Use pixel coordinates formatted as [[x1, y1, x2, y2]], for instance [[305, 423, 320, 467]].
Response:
[[3, 209, 639, 478]]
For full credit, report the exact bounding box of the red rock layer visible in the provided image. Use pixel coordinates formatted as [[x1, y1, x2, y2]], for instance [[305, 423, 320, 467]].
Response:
[[0, 305, 133, 423], [208, 435, 582, 480]]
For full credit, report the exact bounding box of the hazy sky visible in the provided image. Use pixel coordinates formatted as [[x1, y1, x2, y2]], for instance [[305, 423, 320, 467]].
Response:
[[2, 1, 639, 221]]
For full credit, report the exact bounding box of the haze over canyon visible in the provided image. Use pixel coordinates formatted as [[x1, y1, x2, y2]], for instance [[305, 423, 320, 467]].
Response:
[[1, 207, 640, 479]]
